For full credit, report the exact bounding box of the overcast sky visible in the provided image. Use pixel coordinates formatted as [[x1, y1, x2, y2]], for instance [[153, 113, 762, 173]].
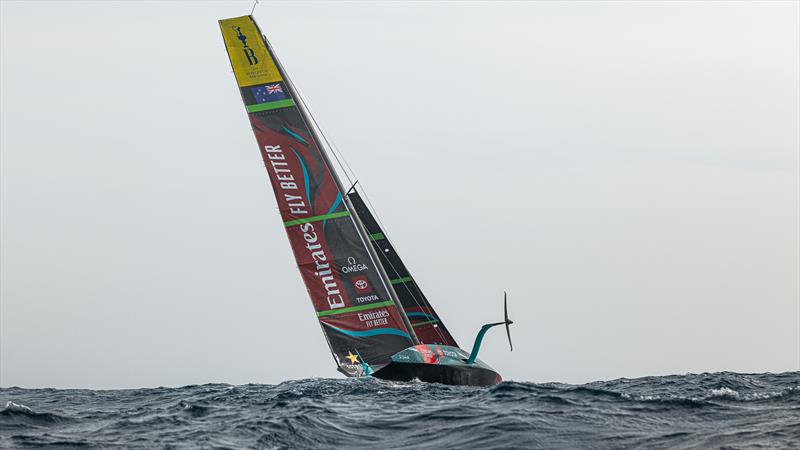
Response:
[[1, 1, 798, 389]]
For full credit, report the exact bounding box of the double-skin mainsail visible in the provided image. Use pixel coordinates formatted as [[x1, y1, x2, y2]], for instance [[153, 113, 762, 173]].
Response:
[[219, 15, 456, 376]]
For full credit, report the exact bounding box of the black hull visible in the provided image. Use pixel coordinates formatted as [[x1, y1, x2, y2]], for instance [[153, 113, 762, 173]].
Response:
[[373, 361, 502, 386]]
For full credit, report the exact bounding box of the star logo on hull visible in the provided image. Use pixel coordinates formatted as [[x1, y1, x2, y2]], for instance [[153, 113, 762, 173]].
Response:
[[345, 351, 359, 364]]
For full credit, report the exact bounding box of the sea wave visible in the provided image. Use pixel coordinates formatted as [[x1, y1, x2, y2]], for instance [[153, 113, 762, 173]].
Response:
[[1, 372, 797, 449]]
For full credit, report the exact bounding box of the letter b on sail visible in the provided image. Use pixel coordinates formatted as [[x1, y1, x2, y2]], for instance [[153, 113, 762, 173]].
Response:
[[243, 48, 258, 65]]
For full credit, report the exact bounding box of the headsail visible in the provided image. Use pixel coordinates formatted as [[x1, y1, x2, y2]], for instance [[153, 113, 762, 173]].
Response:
[[348, 192, 459, 347], [219, 15, 414, 374]]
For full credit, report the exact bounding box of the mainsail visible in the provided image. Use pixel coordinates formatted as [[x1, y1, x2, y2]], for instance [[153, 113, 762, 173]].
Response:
[[348, 192, 459, 347], [219, 15, 417, 374]]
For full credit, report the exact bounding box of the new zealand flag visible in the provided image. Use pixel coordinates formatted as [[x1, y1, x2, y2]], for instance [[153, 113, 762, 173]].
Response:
[[251, 83, 287, 103]]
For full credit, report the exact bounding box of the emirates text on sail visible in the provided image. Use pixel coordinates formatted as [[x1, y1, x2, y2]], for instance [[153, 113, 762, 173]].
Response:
[[264, 143, 343, 310], [301, 222, 345, 310]]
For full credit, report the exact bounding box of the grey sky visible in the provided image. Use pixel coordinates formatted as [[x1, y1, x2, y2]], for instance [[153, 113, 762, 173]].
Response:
[[1, 1, 798, 389]]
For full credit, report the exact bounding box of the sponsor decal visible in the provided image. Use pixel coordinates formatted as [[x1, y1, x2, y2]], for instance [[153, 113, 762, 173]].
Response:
[[354, 294, 379, 304], [251, 83, 287, 104], [352, 275, 371, 293], [219, 16, 282, 87], [345, 351, 359, 364], [262, 144, 308, 214], [440, 348, 462, 359], [233, 26, 257, 65], [358, 309, 390, 328], [300, 222, 344, 309], [341, 256, 369, 274], [394, 353, 413, 361], [415, 345, 439, 364]]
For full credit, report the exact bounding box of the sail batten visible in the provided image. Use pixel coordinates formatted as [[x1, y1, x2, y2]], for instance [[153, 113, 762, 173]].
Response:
[[219, 15, 415, 374]]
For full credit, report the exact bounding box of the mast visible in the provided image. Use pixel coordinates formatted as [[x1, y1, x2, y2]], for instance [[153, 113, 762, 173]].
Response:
[[259, 31, 420, 345]]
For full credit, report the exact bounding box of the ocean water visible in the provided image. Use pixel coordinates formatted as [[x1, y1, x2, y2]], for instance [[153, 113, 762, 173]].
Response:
[[1, 372, 798, 449]]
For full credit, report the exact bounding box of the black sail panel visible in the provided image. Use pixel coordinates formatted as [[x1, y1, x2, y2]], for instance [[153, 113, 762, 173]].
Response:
[[348, 192, 459, 347]]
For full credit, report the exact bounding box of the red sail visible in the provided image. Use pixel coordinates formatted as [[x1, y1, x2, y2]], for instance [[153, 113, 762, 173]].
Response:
[[220, 15, 413, 374]]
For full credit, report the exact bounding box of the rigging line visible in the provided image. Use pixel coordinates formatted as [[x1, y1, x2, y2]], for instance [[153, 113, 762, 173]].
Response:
[[339, 196, 442, 343], [298, 115, 449, 344], [326, 139, 397, 256], [264, 37, 425, 342], [310, 126, 441, 340], [351, 192, 449, 344], [297, 92, 354, 186], [265, 36, 420, 343], [299, 99, 355, 186], [309, 115, 451, 345], [261, 37, 354, 186], [340, 165, 452, 342], [270, 55, 355, 186], [298, 104, 451, 344], [378, 246, 451, 345], [334, 151, 435, 325], [266, 36, 448, 345], [355, 216, 448, 344], [357, 192, 441, 338], [284, 83, 359, 184], [250, 0, 259, 15], [271, 50, 385, 236], [312, 121, 359, 190], [334, 147, 398, 255], [328, 143, 452, 343]]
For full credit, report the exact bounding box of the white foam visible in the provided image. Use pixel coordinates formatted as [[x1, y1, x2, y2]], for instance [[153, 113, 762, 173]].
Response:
[[708, 387, 740, 399], [4, 401, 32, 413]]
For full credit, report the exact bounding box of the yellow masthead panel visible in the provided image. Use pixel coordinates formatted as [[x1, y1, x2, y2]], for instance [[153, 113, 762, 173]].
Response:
[[219, 16, 283, 87]]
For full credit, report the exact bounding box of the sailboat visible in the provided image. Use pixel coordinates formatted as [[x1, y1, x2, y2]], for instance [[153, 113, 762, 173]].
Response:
[[219, 15, 512, 386]]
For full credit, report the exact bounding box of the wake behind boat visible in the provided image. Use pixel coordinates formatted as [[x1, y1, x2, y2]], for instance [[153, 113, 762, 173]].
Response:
[[218, 15, 512, 386]]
